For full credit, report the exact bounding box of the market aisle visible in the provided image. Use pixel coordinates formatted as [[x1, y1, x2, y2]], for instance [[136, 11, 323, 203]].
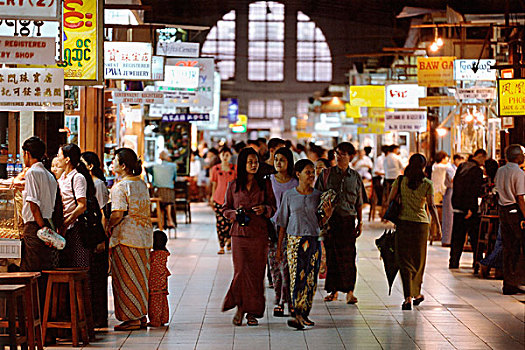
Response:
[[47, 203, 524, 350]]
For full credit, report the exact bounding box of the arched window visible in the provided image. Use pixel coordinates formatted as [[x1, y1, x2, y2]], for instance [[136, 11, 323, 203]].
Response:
[[296, 11, 332, 82], [201, 10, 236, 80]]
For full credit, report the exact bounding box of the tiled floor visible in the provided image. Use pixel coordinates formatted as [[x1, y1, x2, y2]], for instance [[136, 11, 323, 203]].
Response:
[[48, 203, 524, 350]]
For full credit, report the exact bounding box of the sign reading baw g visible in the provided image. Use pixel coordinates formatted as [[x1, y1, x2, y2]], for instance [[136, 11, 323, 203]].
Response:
[[417, 57, 456, 87]]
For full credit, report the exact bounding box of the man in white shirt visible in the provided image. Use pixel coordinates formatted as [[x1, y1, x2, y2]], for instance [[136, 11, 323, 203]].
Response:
[[494, 144, 525, 295], [382, 145, 405, 218], [20, 137, 60, 308]]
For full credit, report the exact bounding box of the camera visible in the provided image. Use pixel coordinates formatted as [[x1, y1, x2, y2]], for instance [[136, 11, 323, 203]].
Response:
[[236, 208, 251, 226]]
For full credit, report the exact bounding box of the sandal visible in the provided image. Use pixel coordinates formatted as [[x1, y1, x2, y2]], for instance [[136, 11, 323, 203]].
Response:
[[346, 295, 358, 304], [287, 318, 305, 330], [226, 238, 232, 251], [273, 305, 285, 317], [413, 295, 425, 306], [324, 292, 338, 302], [114, 321, 141, 331], [246, 314, 259, 326], [232, 310, 244, 326], [303, 317, 315, 326], [217, 248, 225, 255]]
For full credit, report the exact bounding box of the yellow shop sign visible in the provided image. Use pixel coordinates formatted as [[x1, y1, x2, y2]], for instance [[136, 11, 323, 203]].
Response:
[[417, 57, 456, 87], [498, 79, 525, 116]]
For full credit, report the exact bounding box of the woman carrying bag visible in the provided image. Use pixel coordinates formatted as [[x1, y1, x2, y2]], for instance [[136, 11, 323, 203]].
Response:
[[386, 154, 441, 310]]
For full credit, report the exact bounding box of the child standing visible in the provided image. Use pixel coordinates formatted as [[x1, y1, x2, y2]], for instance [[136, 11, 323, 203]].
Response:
[[148, 231, 171, 327]]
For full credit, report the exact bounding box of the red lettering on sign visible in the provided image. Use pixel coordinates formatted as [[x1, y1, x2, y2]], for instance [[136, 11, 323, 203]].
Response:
[[36, 0, 45, 7]]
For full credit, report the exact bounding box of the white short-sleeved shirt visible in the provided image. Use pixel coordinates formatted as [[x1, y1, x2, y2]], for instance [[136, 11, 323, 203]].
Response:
[[22, 162, 57, 223], [58, 169, 87, 219], [94, 178, 109, 209], [495, 162, 525, 206]]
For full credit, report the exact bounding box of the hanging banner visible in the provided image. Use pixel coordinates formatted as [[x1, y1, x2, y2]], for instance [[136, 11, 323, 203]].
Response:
[[0, 0, 60, 21], [386, 84, 427, 109], [419, 96, 457, 107], [349, 85, 385, 107], [104, 42, 152, 80], [417, 57, 456, 87], [456, 87, 496, 100], [498, 79, 525, 117], [385, 111, 427, 132], [151, 56, 165, 81], [112, 91, 164, 105], [161, 113, 210, 122], [0, 68, 64, 111], [156, 42, 200, 57], [454, 59, 496, 81], [0, 37, 55, 65], [358, 123, 385, 134]]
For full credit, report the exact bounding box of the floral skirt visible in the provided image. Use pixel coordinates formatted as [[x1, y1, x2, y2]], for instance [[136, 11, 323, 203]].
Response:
[[213, 202, 232, 248], [287, 235, 321, 318]]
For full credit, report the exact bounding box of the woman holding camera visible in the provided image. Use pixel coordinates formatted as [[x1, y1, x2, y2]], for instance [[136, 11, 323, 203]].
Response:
[[222, 148, 276, 327]]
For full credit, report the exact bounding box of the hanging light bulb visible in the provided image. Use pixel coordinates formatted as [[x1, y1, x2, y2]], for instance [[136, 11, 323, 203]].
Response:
[[436, 127, 448, 137], [430, 42, 439, 52], [464, 112, 474, 123], [435, 37, 444, 47]]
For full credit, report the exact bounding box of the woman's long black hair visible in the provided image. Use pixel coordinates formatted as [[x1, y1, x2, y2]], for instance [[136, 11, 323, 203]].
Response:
[[404, 153, 427, 190], [274, 147, 295, 179], [81, 151, 106, 182], [235, 147, 265, 192], [61, 144, 96, 199]]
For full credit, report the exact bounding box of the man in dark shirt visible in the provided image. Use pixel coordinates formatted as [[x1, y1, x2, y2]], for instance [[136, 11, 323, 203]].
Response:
[[449, 149, 487, 269], [258, 138, 285, 177]]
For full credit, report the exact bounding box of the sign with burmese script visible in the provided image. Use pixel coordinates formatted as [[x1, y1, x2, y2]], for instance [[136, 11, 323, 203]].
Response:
[[385, 111, 427, 132], [0, 36, 55, 65], [0, 0, 60, 21], [161, 113, 210, 122], [498, 79, 525, 117], [112, 91, 164, 105], [104, 42, 152, 80], [454, 59, 496, 81], [386, 84, 426, 109], [417, 57, 456, 87], [0, 68, 64, 111]]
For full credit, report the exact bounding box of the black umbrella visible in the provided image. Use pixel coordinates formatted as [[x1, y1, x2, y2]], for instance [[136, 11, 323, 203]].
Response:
[[375, 229, 398, 295]]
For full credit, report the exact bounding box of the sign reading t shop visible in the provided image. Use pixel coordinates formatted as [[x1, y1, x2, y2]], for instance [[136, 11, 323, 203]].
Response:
[[498, 79, 525, 117], [417, 57, 456, 87]]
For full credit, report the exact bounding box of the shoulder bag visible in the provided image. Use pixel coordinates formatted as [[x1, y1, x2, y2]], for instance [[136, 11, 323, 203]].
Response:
[[383, 175, 403, 225]]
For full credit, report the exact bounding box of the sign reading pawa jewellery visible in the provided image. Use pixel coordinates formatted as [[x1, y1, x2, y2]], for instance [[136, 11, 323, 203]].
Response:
[[0, 68, 64, 111], [498, 79, 525, 117], [0, 36, 55, 65], [417, 57, 456, 87], [385, 111, 427, 132], [0, 0, 60, 21], [105, 42, 152, 80]]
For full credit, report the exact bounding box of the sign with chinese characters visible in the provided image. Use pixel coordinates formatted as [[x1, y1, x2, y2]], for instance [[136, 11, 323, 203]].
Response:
[[456, 87, 496, 100], [417, 57, 456, 87], [0, 0, 60, 21], [419, 96, 457, 107], [156, 41, 199, 57], [349, 85, 385, 107], [498, 79, 525, 117], [163, 65, 199, 88], [104, 42, 152, 80], [161, 113, 210, 122], [386, 84, 427, 109], [112, 91, 164, 105], [454, 59, 496, 81], [151, 56, 165, 81], [0, 68, 64, 111], [385, 111, 427, 132], [0, 36, 55, 65]]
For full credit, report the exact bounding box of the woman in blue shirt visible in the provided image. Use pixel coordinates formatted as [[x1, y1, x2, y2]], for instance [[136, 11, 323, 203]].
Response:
[[275, 159, 333, 329]]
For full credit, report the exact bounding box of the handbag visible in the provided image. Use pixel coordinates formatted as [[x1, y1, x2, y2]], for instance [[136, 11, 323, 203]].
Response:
[[262, 177, 278, 243], [37, 227, 66, 250], [71, 175, 107, 249], [383, 175, 403, 225]]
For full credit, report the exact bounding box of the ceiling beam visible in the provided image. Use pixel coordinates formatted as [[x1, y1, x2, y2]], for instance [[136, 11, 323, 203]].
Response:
[[104, 23, 210, 31], [104, 4, 152, 11]]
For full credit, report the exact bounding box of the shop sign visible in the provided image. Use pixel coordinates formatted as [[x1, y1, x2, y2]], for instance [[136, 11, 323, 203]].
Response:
[[501, 117, 514, 129], [0, 68, 64, 111], [456, 87, 496, 100], [386, 84, 426, 109], [385, 111, 427, 132], [230, 114, 247, 133], [151, 56, 165, 81], [0, 0, 60, 21], [104, 42, 152, 80], [418, 95, 457, 107], [163, 65, 199, 89], [498, 79, 525, 117], [454, 59, 496, 81], [161, 113, 210, 122], [156, 41, 199, 57], [349, 85, 385, 107], [358, 123, 385, 134], [112, 91, 164, 105], [417, 56, 456, 87], [0, 36, 55, 65], [0, 20, 59, 38]]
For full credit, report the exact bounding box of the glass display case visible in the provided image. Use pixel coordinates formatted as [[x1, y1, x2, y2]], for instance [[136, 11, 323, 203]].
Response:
[[0, 187, 22, 261]]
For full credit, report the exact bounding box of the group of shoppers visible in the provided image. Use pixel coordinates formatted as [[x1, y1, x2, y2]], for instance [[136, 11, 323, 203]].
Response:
[[18, 136, 164, 334]]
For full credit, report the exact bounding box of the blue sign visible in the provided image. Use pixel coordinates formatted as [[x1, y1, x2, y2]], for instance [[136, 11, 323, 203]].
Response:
[[227, 98, 239, 123], [162, 113, 210, 122]]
